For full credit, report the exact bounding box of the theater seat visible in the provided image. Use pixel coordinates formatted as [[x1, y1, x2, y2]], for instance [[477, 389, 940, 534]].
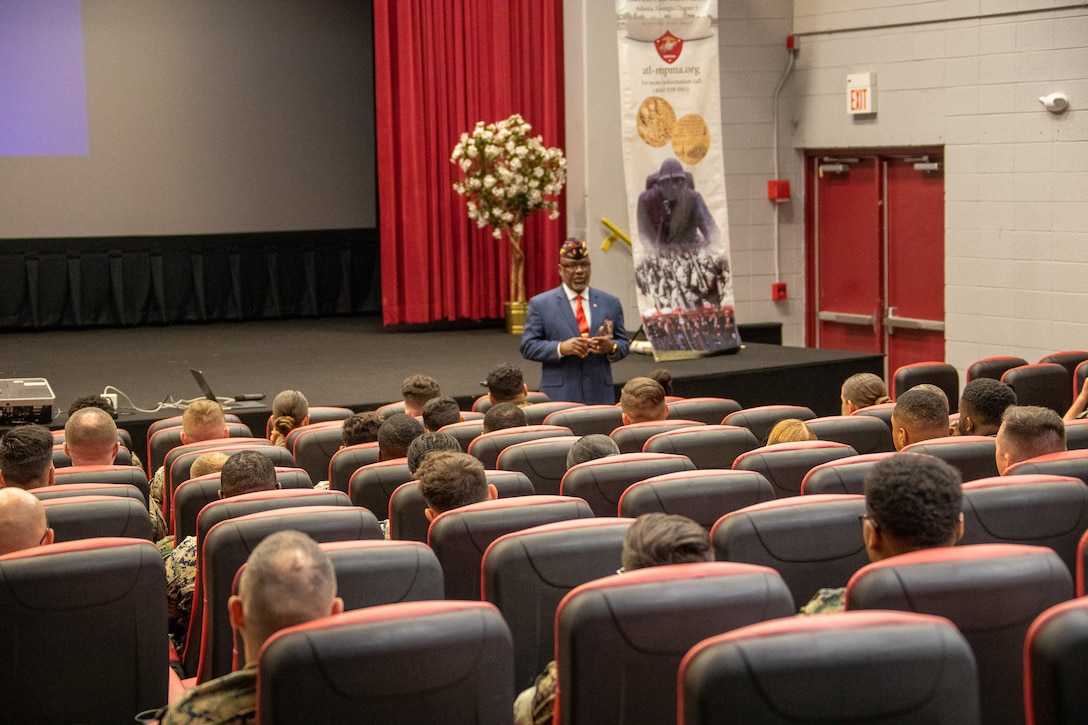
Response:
[[643, 424, 759, 469], [619, 469, 775, 528], [268, 405, 353, 437], [42, 494, 153, 542], [257, 601, 514, 725], [348, 459, 413, 513], [31, 481, 145, 505], [901, 435, 999, 481], [52, 443, 132, 468], [555, 562, 795, 725], [543, 404, 625, 436], [1006, 449, 1088, 485], [679, 611, 979, 725], [665, 396, 742, 425], [53, 464, 151, 506], [892, 361, 960, 413], [148, 422, 253, 478], [805, 414, 895, 454], [172, 467, 315, 542], [723, 405, 815, 446], [732, 440, 857, 498], [522, 401, 584, 425], [1038, 350, 1088, 382], [561, 452, 696, 517], [482, 518, 633, 686], [1002, 363, 1073, 416], [387, 469, 534, 543], [472, 390, 551, 413], [1025, 597, 1088, 725], [800, 451, 896, 495], [285, 420, 347, 483], [968, 355, 1028, 382], [496, 435, 580, 496], [847, 543, 1072, 725], [0, 538, 168, 723], [438, 419, 486, 451], [467, 425, 573, 469], [1066, 419, 1088, 451], [327, 441, 380, 494], [610, 419, 705, 454], [850, 401, 896, 432]]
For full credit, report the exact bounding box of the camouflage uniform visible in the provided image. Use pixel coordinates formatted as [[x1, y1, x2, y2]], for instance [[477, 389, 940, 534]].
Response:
[[158, 663, 257, 725], [149, 465, 169, 541], [513, 660, 558, 725], [798, 586, 846, 616], [163, 534, 198, 651]]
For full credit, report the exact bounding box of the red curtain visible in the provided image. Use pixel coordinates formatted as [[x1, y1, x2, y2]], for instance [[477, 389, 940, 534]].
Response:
[[373, 0, 566, 325]]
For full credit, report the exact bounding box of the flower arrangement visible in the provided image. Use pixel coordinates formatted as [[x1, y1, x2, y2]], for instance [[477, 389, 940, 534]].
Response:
[[451, 113, 567, 303]]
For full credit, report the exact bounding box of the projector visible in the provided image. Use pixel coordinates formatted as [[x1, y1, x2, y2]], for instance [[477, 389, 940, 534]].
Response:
[[0, 378, 55, 426]]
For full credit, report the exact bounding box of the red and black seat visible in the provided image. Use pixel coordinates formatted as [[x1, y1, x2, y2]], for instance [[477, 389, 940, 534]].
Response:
[[387, 469, 534, 543], [561, 452, 696, 517], [723, 405, 816, 446], [610, 419, 705, 454], [543, 404, 624, 436], [1002, 363, 1073, 416], [892, 361, 960, 412], [53, 463, 151, 506], [42, 494, 153, 542], [800, 451, 895, 495], [172, 467, 315, 542], [901, 435, 999, 482], [467, 425, 573, 469], [327, 441, 380, 494], [496, 435, 580, 496], [619, 469, 775, 528], [732, 440, 857, 498], [665, 396, 742, 425], [348, 458, 412, 514], [643, 424, 759, 469], [1006, 449, 1088, 486], [805, 414, 895, 454], [1025, 597, 1088, 725], [968, 355, 1028, 382]]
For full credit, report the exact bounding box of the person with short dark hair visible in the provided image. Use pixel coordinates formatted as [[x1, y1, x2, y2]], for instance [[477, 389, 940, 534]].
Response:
[[483, 402, 527, 434], [0, 424, 54, 490], [800, 453, 964, 615], [416, 451, 496, 522], [0, 487, 53, 555], [487, 363, 529, 406], [158, 530, 343, 725], [620, 377, 667, 425], [67, 394, 117, 418], [340, 411, 384, 448], [401, 374, 441, 417], [407, 432, 462, 477], [566, 434, 620, 469], [63, 406, 121, 466], [377, 413, 424, 461], [890, 387, 950, 450], [422, 396, 462, 432], [163, 450, 280, 651], [954, 378, 1016, 436], [995, 405, 1067, 474]]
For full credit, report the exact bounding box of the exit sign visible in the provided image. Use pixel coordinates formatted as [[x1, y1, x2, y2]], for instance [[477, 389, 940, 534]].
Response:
[[847, 73, 877, 115]]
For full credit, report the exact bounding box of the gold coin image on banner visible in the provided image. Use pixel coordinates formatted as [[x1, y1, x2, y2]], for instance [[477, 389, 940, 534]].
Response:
[[671, 114, 710, 164], [636, 96, 676, 148]]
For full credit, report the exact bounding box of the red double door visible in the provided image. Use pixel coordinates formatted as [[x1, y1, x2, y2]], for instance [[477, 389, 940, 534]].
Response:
[[805, 150, 946, 377]]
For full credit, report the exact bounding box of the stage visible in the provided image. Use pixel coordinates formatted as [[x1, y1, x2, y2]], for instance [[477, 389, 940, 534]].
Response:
[[2, 315, 883, 443]]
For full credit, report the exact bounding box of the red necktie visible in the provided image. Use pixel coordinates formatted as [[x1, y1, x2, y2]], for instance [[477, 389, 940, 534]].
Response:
[[575, 295, 589, 337]]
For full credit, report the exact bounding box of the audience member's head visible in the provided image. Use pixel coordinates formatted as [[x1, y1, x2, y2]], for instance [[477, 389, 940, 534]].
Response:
[[890, 387, 950, 450], [341, 411, 384, 448], [862, 453, 963, 562], [190, 451, 230, 479], [0, 487, 53, 555], [401, 374, 441, 417], [621, 513, 711, 572], [181, 399, 228, 444], [956, 378, 1017, 437], [913, 384, 950, 416], [422, 396, 462, 432], [620, 377, 667, 425], [228, 530, 343, 663], [377, 413, 424, 461], [0, 425, 54, 490], [66, 395, 117, 419], [218, 450, 279, 498], [995, 405, 1067, 474], [648, 368, 674, 397], [63, 406, 120, 466], [483, 402, 528, 434], [486, 363, 528, 406], [407, 432, 462, 477], [416, 451, 496, 521], [766, 418, 816, 446], [840, 372, 891, 414], [270, 390, 309, 443], [566, 434, 621, 469]]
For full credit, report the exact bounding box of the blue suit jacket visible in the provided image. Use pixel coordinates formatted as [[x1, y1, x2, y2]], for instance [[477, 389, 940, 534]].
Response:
[[520, 285, 629, 405]]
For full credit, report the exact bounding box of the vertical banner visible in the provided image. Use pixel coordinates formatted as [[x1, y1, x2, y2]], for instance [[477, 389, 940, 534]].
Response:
[[616, 1, 740, 360]]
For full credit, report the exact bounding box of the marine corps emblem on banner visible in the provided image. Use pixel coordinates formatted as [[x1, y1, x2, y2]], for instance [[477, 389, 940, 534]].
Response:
[[654, 31, 682, 64]]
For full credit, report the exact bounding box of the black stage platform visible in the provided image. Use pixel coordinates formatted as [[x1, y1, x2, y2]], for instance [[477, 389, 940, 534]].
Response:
[[2, 316, 883, 444]]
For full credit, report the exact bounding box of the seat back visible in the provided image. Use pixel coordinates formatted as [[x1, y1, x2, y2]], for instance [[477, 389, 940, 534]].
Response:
[[847, 544, 1072, 725], [437, 419, 486, 451], [482, 518, 633, 686], [968, 355, 1029, 382], [1067, 418, 1088, 451], [723, 405, 816, 446], [377, 401, 406, 417], [348, 459, 413, 513], [286, 421, 347, 483], [665, 396, 742, 424], [610, 419, 705, 454], [901, 435, 999, 481], [806, 414, 895, 454], [800, 451, 896, 495], [428, 495, 595, 600], [1025, 597, 1088, 725], [188, 505, 383, 682], [495, 435, 579, 495], [0, 539, 167, 722], [1002, 363, 1073, 416], [173, 467, 314, 542], [851, 401, 896, 431], [733, 440, 858, 498], [327, 441, 380, 493], [388, 469, 534, 543], [643, 424, 759, 469], [467, 425, 573, 468], [31, 482, 145, 505], [679, 611, 980, 725], [146, 412, 243, 441], [1039, 350, 1088, 381], [712, 494, 868, 609], [522, 401, 584, 425], [148, 421, 253, 477], [53, 464, 150, 506], [42, 495, 153, 542], [619, 469, 775, 528], [257, 601, 514, 725], [473, 391, 552, 413], [561, 452, 696, 516], [892, 361, 960, 413], [1005, 449, 1088, 485], [556, 562, 795, 725], [543, 404, 624, 436], [959, 475, 1088, 576], [272, 405, 353, 437], [52, 443, 132, 468]]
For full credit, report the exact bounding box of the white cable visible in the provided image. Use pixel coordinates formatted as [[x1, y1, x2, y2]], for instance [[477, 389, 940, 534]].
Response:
[[770, 45, 796, 284]]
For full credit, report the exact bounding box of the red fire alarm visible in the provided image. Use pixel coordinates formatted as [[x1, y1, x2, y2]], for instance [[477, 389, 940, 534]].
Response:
[[772, 282, 788, 301], [767, 180, 791, 202]]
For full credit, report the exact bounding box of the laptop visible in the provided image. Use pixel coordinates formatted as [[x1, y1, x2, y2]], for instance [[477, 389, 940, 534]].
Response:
[[189, 369, 265, 410]]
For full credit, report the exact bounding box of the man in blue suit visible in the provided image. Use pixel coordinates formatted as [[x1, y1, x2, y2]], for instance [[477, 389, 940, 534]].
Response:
[[520, 238, 629, 404]]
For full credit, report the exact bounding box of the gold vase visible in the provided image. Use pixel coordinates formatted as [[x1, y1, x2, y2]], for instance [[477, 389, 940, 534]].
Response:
[[505, 300, 528, 335]]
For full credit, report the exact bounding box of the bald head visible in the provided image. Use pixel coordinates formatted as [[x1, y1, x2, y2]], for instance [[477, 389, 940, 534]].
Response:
[[64, 407, 120, 466], [0, 488, 52, 555]]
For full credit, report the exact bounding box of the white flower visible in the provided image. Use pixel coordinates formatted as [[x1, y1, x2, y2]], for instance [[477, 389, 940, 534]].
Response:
[[483, 175, 496, 188], [466, 146, 478, 158], [514, 222, 524, 235]]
